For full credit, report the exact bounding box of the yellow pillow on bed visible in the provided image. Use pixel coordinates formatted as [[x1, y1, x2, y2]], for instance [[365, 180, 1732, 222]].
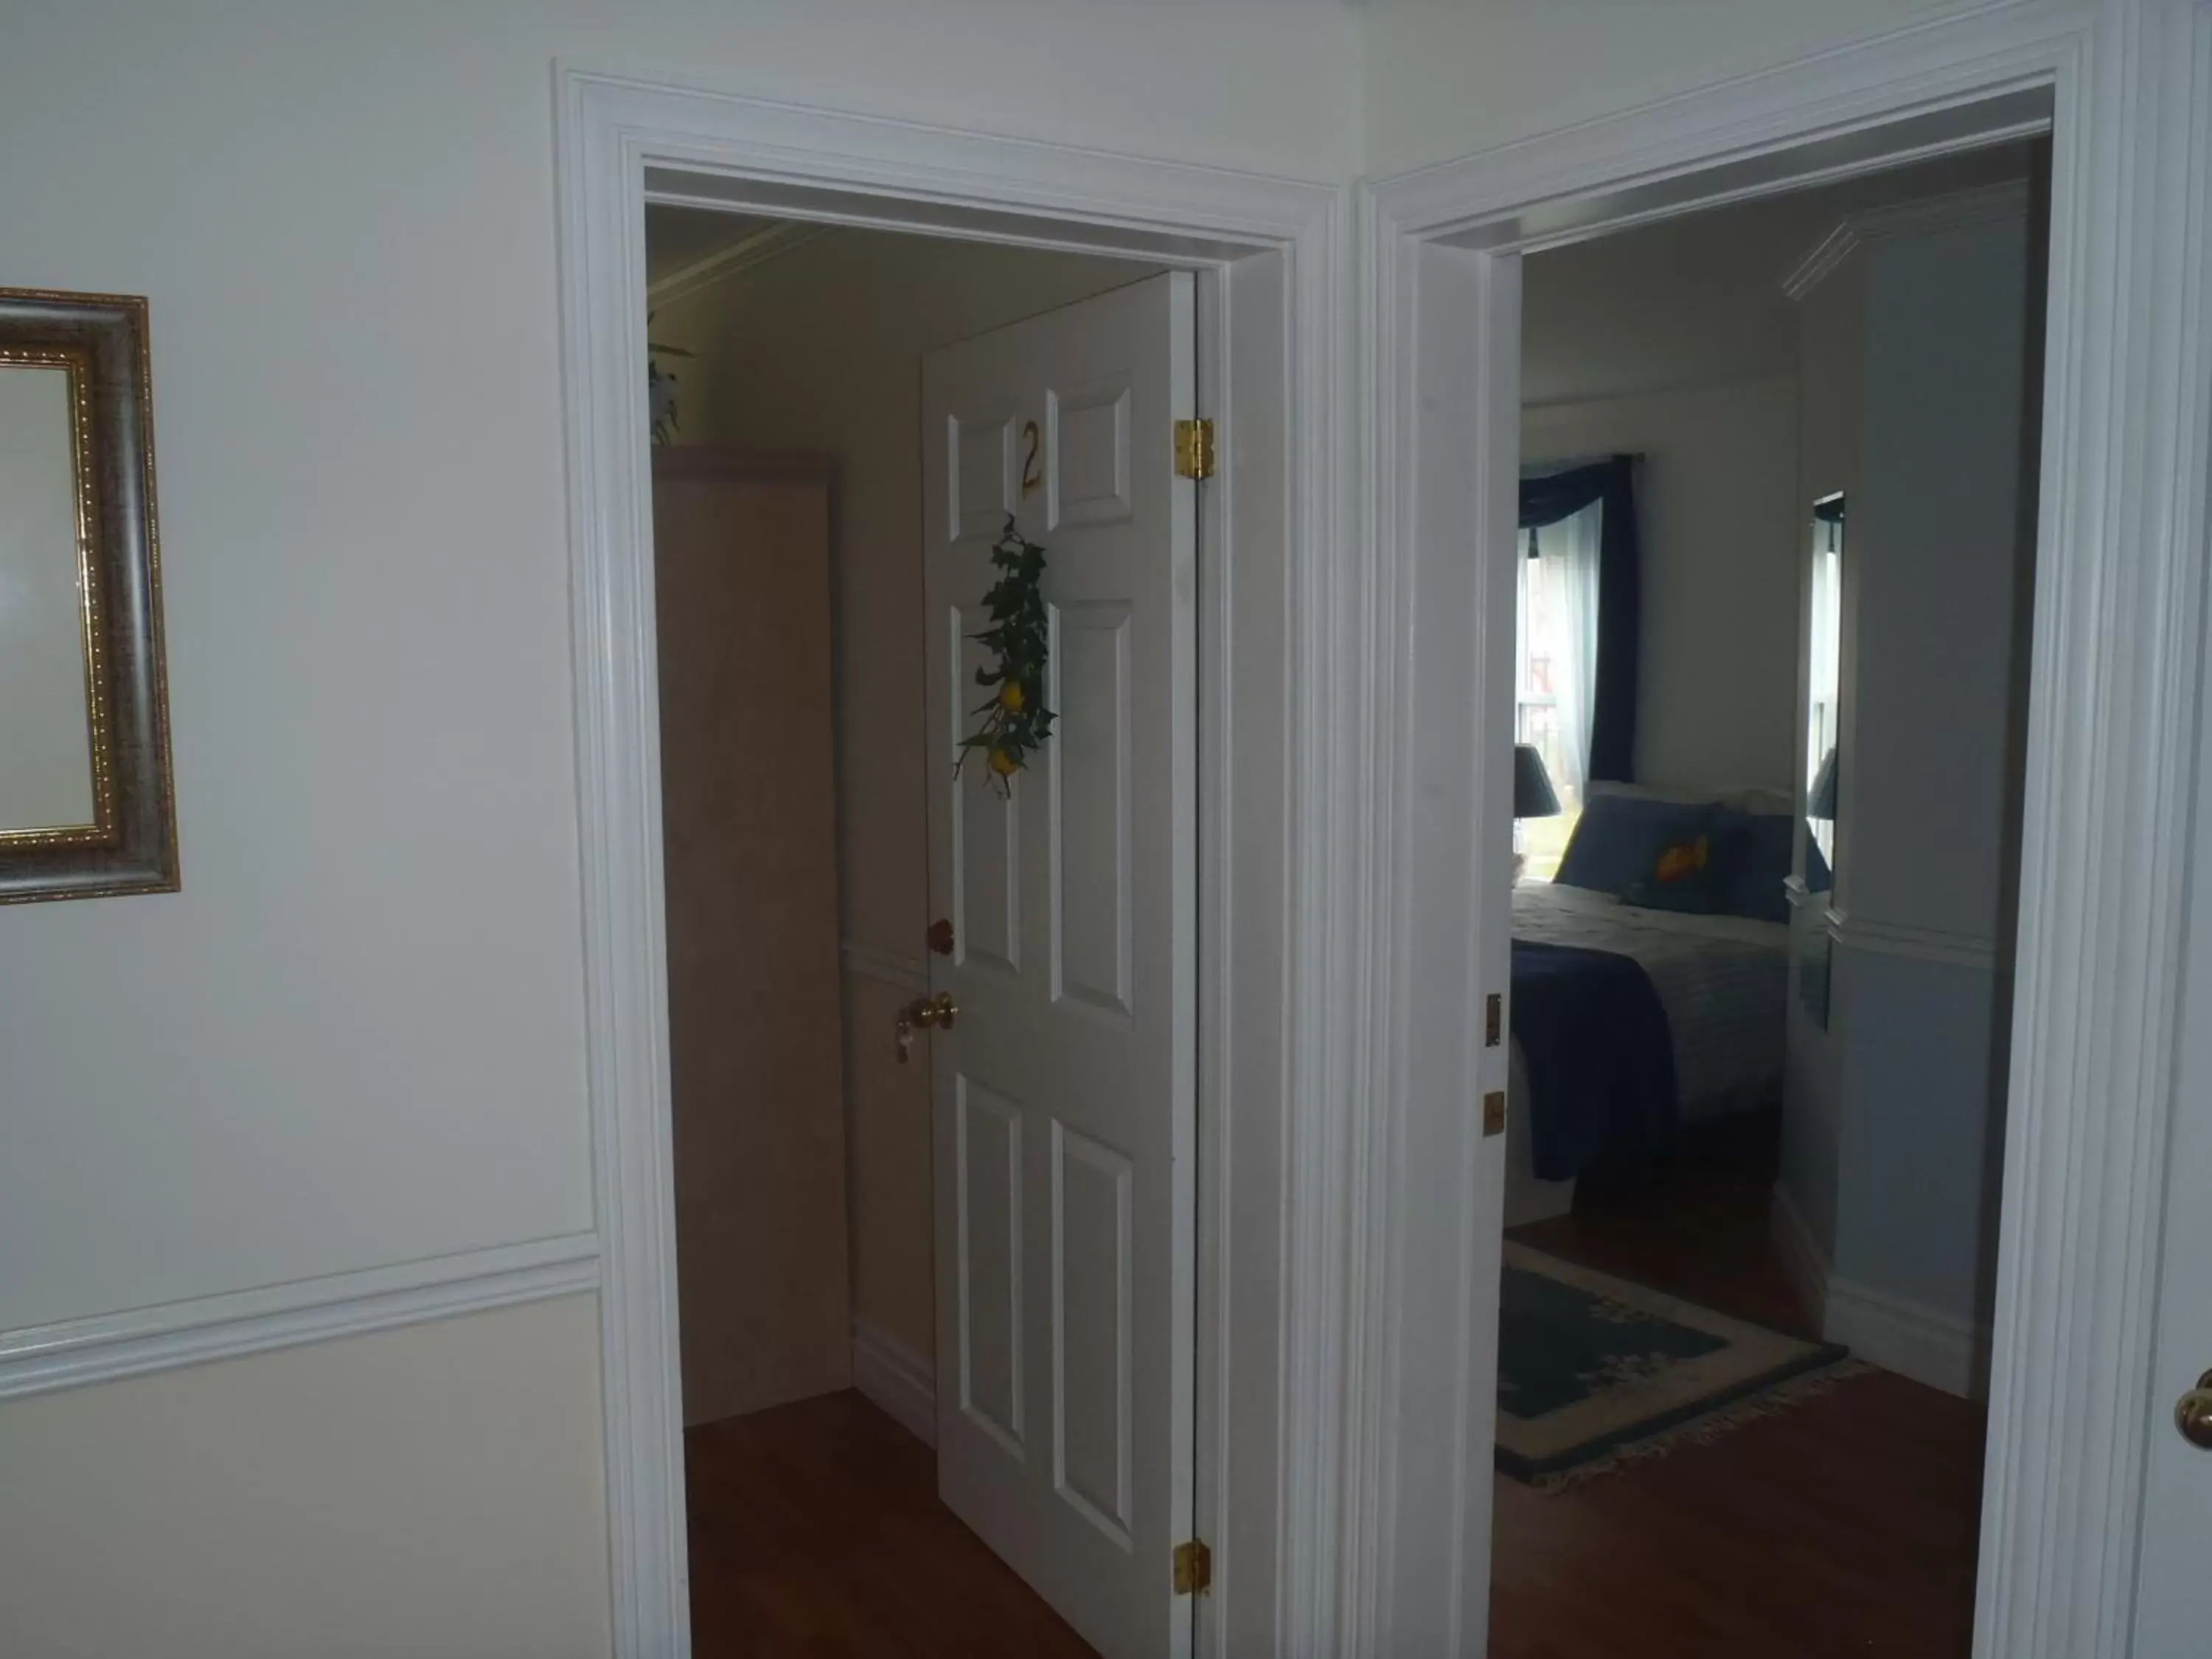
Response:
[[1653, 835, 1708, 884], [1624, 835, 1718, 912]]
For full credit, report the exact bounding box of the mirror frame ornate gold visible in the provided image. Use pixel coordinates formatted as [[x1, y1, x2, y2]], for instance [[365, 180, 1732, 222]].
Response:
[[0, 288, 176, 902]]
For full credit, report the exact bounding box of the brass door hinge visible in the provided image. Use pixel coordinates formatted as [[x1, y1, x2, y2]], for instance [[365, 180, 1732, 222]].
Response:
[[1172, 1537, 1213, 1596], [1174, 418, 1216, 481], [1483, 1091, 1507, 1138]]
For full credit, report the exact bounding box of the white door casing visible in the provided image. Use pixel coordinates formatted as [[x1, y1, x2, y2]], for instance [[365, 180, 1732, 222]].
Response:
[[924, 273, 1199, 1659], [1357, 4, 2212, 1657], [2135, 626, 2212, 1649], [560, 72, 1338, 1655]]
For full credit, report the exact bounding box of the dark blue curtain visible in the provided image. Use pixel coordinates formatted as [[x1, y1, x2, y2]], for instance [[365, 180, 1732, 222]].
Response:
[[1520, 456, 1639, 783]]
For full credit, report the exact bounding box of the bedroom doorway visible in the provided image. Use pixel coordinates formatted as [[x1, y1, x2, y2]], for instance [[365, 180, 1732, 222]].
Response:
[[1485, 142, 2048, 1654]]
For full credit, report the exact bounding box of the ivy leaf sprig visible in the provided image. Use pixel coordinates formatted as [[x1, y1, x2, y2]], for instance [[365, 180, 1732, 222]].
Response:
[[646, 310, 692, 447], [957, 515, 1057, 796]]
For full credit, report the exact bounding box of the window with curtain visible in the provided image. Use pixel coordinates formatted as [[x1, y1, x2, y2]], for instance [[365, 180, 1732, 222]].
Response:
[[1515, 498, 1601, 880]]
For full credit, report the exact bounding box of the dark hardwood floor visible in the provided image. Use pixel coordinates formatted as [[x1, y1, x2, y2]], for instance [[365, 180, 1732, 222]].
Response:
[[1496, 1167, 1989, 1659], [685, 1171, 1985, 1659], [686, 1391, 1096, 1659]]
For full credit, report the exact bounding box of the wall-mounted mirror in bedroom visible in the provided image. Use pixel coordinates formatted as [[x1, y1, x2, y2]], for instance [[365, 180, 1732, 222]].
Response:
[[1804, 491, 1844, 895], [0, 289, 175, 902]]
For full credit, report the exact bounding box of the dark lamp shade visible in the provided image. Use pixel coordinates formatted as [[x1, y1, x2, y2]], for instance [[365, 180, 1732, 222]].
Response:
[[1809, 746, 1839, 821], [1514, 743, 1562, 818]]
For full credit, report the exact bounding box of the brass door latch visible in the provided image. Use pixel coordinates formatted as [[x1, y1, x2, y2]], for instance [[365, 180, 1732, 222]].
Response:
[[1172, 1537, 1212, 1596], [2177, 1368, 2212, 1450], [895, 992, 959, 1063]]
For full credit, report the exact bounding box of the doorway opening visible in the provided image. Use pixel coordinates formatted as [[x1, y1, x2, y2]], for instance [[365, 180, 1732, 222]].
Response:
[[1486, 139, 2046, 1657], [1355, 32, 2194, 1643], [642, 209, 1198, 1659], [560, 74, 1338, 1653]]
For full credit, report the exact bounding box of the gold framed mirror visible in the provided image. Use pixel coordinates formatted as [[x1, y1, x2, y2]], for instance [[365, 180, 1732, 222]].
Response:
[[0, 289, 175, 902]]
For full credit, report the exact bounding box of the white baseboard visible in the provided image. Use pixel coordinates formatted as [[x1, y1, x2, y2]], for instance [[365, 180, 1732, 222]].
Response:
[[851, 1316, 936, 1446], [1767, 1186, 1989, 1400], [1768, 1183, 1832, 1330], [0, 1233, 603, 1401], [1823, 1276, 1989, 1401]]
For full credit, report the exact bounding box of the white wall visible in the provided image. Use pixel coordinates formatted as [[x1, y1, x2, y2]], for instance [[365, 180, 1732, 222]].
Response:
[[1841, 215, 2033, 942], [646, 229, 1159, 1366], [0, 2, 1354, 1644], [1361, 0, 1968, 173], [1830, 212, 2029, 1355], [0, 0, 1356, 1340], [0, 1298, 611, 1659], [1523, 380, 1802, 793], [1775, 208, 2033, 1397]]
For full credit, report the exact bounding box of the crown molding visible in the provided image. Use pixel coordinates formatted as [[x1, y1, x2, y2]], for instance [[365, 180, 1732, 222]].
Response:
[[645, 219, 832, 308], [0, 1233, 602, 1401], [1784, 178, 2032, 300]]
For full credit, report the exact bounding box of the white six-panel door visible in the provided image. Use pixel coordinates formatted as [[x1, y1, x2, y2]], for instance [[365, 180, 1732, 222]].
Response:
[[922, 272, 1198, 1659]]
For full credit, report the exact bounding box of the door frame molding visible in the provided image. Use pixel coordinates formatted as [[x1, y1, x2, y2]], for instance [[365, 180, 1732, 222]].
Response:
[[1357, 1, 2212, 1653], [553, 67, 1350, 1657]]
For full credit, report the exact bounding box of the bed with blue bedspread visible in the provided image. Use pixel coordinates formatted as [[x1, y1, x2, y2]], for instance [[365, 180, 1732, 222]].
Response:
[[1505, 789, 1795, 1217]]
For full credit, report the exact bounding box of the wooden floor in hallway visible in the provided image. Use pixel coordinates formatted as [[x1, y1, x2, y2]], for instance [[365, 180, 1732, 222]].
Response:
[[684, 1172, 1985, 1658], [1494, 1168, 1989, 1659], [686, 1390, 1098, 1659]]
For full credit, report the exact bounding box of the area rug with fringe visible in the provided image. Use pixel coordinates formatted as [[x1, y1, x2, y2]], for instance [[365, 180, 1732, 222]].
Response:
[[1496, 1241, 1863, 1488]]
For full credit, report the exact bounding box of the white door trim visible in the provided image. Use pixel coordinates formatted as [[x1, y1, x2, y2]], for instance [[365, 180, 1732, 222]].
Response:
[[553, 67, 1350, 1659], [1357, 1, 2212, 1655]]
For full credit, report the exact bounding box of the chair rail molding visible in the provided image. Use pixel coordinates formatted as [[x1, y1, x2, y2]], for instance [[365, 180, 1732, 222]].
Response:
[[1825, 905, 2002, 970], [555, 65, 1351, 1659], [838, 939, 930, 994], [0, 1234, 602, 1401], [1355, 1, 2212, 1656]]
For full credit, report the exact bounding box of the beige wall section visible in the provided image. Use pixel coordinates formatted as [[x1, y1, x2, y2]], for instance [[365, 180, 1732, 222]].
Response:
[[647, 229, 1160, 1360], [655, 456, 852, 1424], [0, 1297, 611, 1659], [1360, 0, 1964, 173]]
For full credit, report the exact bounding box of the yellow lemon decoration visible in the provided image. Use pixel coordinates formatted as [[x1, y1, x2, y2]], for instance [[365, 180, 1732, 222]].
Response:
[[958, 515, 1057, 796]]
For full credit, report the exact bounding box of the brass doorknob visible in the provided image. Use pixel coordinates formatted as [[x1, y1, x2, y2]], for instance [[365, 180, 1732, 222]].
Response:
[[894, 993, 959, 1063], [2179, 1369, 2212, 1450]]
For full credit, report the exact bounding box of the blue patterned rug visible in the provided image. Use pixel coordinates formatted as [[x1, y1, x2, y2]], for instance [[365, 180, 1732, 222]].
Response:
[[1496, 1243, 1858, 1486]]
